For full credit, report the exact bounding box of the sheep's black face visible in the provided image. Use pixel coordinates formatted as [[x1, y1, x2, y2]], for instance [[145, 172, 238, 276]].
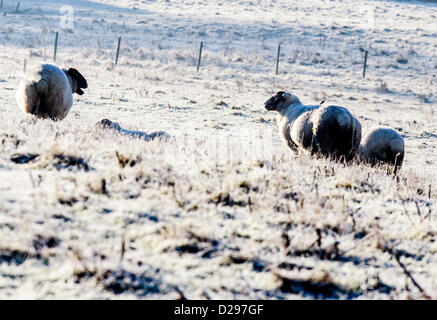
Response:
[[67, 68, 88, 95], [99, 118, 114, 128], [265, 91, 285, 111], [97, 118, 122, 131]]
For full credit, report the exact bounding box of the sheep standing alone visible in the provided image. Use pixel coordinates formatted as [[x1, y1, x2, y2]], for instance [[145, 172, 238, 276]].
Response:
[[359, 126, 404, 172], [16, 64, 87, 121], [264, 91, 361, 161]]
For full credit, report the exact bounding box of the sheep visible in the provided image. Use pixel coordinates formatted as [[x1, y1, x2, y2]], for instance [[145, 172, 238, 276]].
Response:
[[264, 91, 361, 161], [311, 104, 362, 161], [358, 126, 404, 173], [97, 119, 171, 142], [16, 64, 87, 121]]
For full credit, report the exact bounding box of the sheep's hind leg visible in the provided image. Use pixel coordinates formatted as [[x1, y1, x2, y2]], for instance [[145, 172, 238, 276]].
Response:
[[392, 152, 403, 175], [30, 99, 41, 117]]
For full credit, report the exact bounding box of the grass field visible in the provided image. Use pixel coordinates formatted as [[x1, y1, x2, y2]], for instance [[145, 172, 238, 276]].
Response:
[[0, 0, 436, 299]]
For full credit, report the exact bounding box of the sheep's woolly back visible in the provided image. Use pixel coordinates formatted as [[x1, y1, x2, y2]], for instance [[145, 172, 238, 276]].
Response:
[[310, 105, 362, 161], [16, 64, 74, 120], [359, 126, 405, 167]]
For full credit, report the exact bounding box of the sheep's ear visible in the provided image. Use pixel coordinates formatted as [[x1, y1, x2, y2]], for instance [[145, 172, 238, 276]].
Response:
[[67, 68, 88, 92], [275, 91, 285, 101]]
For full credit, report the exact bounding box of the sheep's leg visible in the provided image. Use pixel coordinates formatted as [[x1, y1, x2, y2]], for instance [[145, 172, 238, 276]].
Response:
[[31, 98, 40, 116], [393, 152, 401, 175], [32, 79, 49, 118], [310, 136, 320, 156]]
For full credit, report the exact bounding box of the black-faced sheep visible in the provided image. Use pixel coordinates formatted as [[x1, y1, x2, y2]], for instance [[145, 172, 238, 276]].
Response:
[[97, 119, 171, 142], [16, 64, 87, 121], [264, 91, 361, 161], [359, 126, 404, 172]]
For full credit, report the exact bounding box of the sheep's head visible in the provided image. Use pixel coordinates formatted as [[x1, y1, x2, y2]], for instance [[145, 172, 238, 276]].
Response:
[[97, 118, 121, 131], [264, 91, 300, 112], [67, 68, 88, 95]]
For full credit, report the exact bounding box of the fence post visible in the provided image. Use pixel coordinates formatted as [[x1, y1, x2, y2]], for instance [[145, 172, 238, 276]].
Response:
[[53, 31, 59, 62], [362, 50, 368, 78], [196, 41, 203, 72], [276, 44, 281, 75], [115, 36, 121, 65]]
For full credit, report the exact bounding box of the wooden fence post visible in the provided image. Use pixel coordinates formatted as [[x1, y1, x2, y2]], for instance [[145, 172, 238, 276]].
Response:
[[115, 36, 121, 65], [363, 50, 368, 78], [276, 44, 281, 75], [53, 31, 59, 62], [197, 41, 203, 72]]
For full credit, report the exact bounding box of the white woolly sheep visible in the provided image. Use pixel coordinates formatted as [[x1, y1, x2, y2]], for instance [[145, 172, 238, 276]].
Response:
[[97, 119, 171, 142], [16, 64, 87, 121], [359, 126, 404, 172], [264, 91, 361, 161]]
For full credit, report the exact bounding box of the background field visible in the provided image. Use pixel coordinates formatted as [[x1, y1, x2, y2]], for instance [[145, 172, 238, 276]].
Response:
[[0, 0, 436, 299]]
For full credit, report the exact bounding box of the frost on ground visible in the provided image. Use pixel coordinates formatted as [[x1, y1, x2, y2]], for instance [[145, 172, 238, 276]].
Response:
[[0, 0, 436, 299]]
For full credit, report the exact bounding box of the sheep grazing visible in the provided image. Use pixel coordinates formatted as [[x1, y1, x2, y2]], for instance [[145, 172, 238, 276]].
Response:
[[97, 119, 171, 142], [16, 64, 87, 121], [264, 91, 361, 161], [359, 126, 404, 173]]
